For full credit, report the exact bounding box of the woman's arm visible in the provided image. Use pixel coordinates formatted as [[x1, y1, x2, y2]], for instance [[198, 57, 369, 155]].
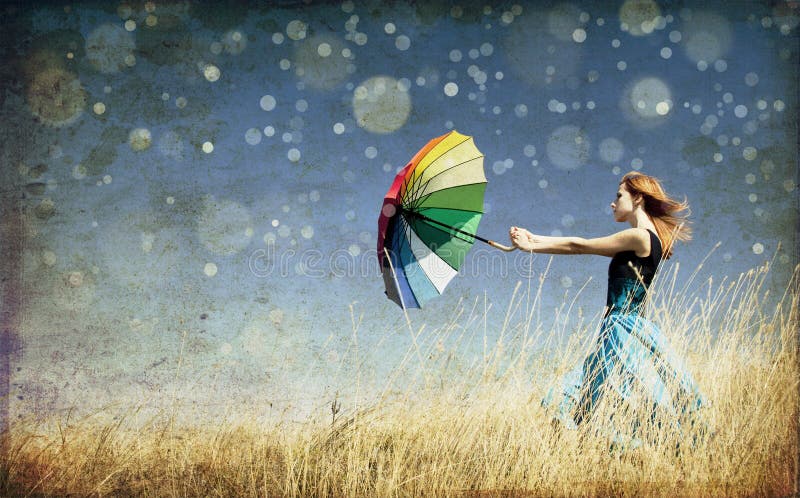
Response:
[[508, 226, 650, 257]]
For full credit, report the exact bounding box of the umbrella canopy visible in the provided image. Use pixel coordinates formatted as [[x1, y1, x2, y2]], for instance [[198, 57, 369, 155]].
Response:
[[378, 131, 510, 309]]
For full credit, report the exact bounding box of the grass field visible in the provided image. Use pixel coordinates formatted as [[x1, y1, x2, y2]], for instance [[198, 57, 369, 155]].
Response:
[[1, 260, 797, 497]]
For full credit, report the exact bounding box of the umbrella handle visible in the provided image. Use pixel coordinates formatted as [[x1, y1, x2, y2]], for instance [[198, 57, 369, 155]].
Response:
[[486, 240, 517, 252], [403, 210, 518, 252]]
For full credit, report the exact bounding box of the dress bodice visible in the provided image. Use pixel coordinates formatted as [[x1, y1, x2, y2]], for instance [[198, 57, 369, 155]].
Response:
[[606, 229, 662, 315]]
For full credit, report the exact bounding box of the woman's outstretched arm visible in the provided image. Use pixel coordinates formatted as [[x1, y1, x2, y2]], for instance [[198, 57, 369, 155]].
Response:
[[508, 226, 650, 257]]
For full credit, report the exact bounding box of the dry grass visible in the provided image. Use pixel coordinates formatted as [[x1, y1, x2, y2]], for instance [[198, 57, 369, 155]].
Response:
[[2, 260, 798, 497]]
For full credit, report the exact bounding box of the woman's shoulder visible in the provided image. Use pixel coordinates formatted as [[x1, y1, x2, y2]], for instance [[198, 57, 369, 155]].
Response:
[[631, 227, 663, 261], [613, 227, 653, 258], [615, 227, 652, 245]]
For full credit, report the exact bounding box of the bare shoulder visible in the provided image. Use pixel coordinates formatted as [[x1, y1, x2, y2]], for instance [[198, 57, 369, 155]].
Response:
[[578, 228, 650, 257], [589, 228, 649, 257], [618, 227, 652, 257], [620, 227, 652, 239]]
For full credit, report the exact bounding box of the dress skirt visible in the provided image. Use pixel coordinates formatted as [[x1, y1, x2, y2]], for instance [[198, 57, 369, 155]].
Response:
[[543, 312, 706, 437]]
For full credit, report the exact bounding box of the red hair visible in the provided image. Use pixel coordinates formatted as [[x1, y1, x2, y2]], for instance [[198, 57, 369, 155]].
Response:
[[621, 171, 691, 259]]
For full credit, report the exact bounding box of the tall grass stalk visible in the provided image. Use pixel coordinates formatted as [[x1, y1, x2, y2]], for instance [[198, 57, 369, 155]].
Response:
[[1, 262, 797, 497]]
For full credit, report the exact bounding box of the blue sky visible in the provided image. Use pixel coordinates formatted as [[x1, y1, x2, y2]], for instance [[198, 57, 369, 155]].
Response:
[[1, 0, 797, 422]]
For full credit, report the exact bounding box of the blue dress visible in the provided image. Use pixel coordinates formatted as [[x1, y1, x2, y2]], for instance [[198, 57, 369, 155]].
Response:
[[543, 230, 706, 441]]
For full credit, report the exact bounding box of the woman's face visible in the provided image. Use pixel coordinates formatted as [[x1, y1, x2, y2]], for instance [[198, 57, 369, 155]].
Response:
[[611, 183, 636, 222]]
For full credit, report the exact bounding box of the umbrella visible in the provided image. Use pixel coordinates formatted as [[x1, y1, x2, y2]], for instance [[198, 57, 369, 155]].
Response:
[[378, 130, 515, 309]]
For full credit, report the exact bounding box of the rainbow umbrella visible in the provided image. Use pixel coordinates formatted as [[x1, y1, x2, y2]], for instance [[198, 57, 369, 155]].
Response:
[[378, 131, 515, 309]]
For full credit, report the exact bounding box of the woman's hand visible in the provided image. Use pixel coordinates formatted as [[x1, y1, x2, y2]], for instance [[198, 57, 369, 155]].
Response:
[[509, 226, 536, 252]]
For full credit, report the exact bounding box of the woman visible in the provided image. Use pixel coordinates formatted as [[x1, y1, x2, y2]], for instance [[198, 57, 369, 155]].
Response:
[[510, 172, 705, 441]]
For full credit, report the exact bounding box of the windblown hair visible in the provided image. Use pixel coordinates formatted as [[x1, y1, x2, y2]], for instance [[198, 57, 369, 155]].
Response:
[[621, 171, 691, 259]]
